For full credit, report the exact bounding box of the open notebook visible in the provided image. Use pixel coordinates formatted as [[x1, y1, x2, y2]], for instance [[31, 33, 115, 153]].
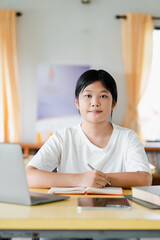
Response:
[[49, 186, 123, 195], [0, 143, 69, 205]]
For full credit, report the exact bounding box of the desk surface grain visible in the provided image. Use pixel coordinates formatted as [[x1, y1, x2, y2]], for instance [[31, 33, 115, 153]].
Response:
[[0, 189, 160, 230]]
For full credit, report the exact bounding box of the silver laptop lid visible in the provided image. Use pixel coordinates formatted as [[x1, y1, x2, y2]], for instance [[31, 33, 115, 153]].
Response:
[[0, 143, 31, 205]]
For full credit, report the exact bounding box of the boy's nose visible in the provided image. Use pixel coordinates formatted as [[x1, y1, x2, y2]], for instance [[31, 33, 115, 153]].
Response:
[[91, 102, 100, 107], [91, 97, 100, 107]]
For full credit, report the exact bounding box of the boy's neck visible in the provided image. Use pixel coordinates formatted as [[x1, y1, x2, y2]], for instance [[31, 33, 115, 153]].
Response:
[[81, 121, 113, 148], [81, 121, 113, 138]]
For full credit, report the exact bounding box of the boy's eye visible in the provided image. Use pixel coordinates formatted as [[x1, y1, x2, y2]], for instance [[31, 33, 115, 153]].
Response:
[[85, 94, 92, 98], [100, 95, 107, 98]]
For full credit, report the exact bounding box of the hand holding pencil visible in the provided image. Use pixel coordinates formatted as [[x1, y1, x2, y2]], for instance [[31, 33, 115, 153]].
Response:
[[88, 163, 111, 186]]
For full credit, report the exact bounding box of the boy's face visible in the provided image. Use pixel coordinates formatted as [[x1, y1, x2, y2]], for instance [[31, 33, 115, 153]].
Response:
[[75, 81, 115, 124]]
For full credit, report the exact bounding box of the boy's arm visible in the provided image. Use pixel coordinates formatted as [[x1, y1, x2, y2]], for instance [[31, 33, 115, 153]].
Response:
[[105, 171, 152, 188], [26, 166, 108, 188]]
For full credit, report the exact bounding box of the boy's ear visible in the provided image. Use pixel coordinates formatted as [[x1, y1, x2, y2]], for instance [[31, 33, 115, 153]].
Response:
[[75, 98, 79, 110], [112, 101, 116, 110]]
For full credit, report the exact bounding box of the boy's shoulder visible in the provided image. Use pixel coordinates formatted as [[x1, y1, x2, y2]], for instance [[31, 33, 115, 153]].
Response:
[[54, 124, 80, 138], [112, 122, 137, 138]]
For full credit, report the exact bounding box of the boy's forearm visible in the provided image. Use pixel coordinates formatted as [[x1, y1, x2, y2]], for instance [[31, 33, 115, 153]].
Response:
[[105, 172, 152, 188], [26, 166, 82, 188]]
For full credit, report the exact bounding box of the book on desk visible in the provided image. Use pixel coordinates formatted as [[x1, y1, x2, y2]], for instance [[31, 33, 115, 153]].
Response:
[[48, 186, 123, 195], [132, 185, 160, 205], [125, 185, 160, 209]]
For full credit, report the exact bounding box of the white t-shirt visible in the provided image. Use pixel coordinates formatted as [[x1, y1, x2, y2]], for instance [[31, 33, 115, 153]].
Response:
[[28, 123, 151, 174]]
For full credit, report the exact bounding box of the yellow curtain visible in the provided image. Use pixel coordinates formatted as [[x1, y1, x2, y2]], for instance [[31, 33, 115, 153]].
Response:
[[121, 13, 154, 136], [0, 10, 21, 142]]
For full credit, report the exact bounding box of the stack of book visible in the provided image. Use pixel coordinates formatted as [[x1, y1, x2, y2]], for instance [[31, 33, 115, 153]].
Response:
[[126, 186, 160, 209]]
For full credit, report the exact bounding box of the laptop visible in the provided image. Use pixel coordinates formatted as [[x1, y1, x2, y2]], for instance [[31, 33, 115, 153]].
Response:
[[0, 143, 69, 205]]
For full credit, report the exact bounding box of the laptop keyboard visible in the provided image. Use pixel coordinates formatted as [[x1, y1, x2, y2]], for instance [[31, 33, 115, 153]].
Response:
[[29, 191, 69, 205], [31, 195, 55, 204]]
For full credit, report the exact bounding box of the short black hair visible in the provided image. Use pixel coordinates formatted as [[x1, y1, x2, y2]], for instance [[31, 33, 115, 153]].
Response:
[[75, 69, 118, 106]]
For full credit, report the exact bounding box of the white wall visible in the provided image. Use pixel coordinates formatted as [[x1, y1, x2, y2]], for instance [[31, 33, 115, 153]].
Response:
[[1, 0, 160, 142]]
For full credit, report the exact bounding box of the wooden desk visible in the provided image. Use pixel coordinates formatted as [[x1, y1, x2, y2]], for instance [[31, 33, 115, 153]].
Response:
[[20, 143, 43, 155], [0, 189, 160, 239]]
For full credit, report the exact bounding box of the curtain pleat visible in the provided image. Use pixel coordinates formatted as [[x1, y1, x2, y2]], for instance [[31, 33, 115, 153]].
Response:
[[121, 13, 154, 136], [0, 10, 21, 142]]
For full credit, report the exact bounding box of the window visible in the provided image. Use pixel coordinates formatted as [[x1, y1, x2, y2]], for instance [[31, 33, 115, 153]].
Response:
[[138, 30, 160, 141]]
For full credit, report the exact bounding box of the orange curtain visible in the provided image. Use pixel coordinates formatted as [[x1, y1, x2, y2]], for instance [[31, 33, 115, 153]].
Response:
[[0, 10, 21, 142], [121, 13, 154, 136]]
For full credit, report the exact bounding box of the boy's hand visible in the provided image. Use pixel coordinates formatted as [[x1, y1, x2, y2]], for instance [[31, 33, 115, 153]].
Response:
[[80, 170, 109, 188]]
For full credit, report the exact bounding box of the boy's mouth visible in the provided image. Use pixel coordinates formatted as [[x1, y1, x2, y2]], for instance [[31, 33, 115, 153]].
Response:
[[89, 110, 102, 114]]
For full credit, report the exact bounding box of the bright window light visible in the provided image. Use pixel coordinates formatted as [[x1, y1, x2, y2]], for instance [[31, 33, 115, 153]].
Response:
[[138, 30, 160, 141]]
